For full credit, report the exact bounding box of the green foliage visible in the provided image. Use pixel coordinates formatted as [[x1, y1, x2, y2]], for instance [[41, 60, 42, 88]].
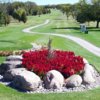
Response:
[[76, 1, 100, 28], [4, 14, 10, 25], [0, 1, 51, 25], [0, 12, 10, 26], [56, 4, 71, 20], [56, 1, 100, 28], [76, 5, 92, 23], [21, 11, 27, 23], [0, 12, 5, 25], [13, 8, 27, 23]]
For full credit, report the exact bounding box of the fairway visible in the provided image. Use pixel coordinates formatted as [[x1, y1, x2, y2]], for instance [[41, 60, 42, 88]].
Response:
[[0, 9, 100, 100]]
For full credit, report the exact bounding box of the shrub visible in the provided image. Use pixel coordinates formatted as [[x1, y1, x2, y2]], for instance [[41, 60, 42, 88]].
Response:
[[22, 49, 85, 78]]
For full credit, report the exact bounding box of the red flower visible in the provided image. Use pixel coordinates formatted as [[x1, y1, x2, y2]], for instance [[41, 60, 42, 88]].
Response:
[[22, 49, 85, 78]]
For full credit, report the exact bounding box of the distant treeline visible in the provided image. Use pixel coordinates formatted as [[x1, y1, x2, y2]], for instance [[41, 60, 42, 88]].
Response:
[[0, 0, 100, 28], [0, 1, 51, 26], [55, 0, 100, 28]]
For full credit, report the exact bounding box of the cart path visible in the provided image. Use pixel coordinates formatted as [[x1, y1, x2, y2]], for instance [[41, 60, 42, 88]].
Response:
[[22, 19, 100, 57]]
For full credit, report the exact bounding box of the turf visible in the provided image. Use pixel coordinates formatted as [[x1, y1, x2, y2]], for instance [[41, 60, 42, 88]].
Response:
[[0, 84, 100, 100]]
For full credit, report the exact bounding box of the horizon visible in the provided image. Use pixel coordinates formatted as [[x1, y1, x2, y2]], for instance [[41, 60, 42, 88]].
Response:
[[0, 0, 79, 5]]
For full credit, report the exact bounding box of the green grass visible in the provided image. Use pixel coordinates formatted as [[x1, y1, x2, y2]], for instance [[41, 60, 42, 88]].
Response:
[[0, 10, 61, 50], [0, 9, 100, 100], [0, 84, 100, 100], [33, 14, 100, 47]]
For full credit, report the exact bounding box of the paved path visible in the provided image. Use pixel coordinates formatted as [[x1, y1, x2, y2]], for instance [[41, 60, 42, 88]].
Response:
[[23, 19, 50, 33], [22, 20, 100, 57]]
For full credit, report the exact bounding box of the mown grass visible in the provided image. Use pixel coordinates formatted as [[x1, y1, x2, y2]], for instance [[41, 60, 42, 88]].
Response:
[[0, 9, 100, 100], [0, 84, 100, 100], [0, 10, 60, 50], [33, 14, 100, 47]]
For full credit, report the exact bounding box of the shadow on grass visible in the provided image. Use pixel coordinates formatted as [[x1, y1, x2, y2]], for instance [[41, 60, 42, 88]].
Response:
[[0, 40, 16, 44], [52, 27, 100, 31], [54, 18, 65, 20], [87, 27, 100, 31], [52, 27, 80, 30]]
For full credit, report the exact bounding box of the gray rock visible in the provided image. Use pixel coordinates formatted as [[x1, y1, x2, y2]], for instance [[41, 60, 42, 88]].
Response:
[[12, 71, 41, 91], [43, 70, 64, 89], [6, 55, 22, 61], [83, 64, 95, 84], [83, 58, 89, 64], [65, 75, 82, 87], [4, 68, 26, 81], [0, 61, 22, 74]]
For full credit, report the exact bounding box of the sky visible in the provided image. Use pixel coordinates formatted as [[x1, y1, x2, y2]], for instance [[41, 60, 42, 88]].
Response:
[[2, 0, 79, 5]]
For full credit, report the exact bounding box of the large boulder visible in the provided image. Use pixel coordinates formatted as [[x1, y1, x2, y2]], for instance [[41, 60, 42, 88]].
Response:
[[6, 55, 22, 61], [4, 68, 26, 81], [12, 71, 41, 91], [0, 61, 22, 74], [65, 75, 82, 87], [83, 64, 96, 84], [43, 70, 64, 89]]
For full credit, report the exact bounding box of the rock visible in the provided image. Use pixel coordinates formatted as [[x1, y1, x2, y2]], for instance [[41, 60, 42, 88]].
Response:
[[65, 75, 82, 87], [31, 43, 42, 51], [0, 61, 22, 74], [84, 63, 94, 74], [12, 71, 41, 91], [43, 70, 64, 89], [83, 64, 95, 84], [83, 70, 95, 84], [83, 58, 89, 64], [4, 68, 26, 81], [6, 55, 22, 61]]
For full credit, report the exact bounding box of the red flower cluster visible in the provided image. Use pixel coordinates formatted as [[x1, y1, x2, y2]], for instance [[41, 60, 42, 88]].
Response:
[[22, 49, 85, 78]]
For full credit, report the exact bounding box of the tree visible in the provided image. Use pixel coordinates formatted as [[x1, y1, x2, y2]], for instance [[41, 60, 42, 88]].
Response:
[[91, 1, 100, 28], [57, 4, 71, 20], [0, 12, 5, 26], [0, 1, 51, 25], [0, 3, 10, 26], [76, 0, 100, 28], [0, 12, 10, 26], [4, 13, 10, 25], [37, 6, 42, 17], [64, 4, 71, 20], [21, 11, 27, 23], [13, 8, 27, 23], [76, 4, 93, 23]]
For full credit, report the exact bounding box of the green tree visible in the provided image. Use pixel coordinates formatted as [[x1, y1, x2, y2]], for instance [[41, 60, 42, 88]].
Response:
[[91, 1, 100, 28], [76, 0, 100, 28], [13, 8, 27, 23], [21, 11, 27, 23], [57, 4, 71, 20], [64, 4, 71, 20], [0, 12, 5, 26], [76, 4, 92, 23]]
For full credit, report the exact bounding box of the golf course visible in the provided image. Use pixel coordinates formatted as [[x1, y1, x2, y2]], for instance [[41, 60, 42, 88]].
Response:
[[0, 8, 100, 100]]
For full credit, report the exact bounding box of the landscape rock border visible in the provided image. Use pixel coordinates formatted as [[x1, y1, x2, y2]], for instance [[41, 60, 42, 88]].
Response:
[[0, 55, 100, 93]]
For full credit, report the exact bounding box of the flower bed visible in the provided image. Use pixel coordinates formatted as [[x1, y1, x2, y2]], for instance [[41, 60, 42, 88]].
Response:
[[0, 50, 25, 56], [22, 49, 85, 78]]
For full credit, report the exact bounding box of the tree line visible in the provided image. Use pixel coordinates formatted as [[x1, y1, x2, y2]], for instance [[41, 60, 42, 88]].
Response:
[[0, 1, 51, 26], [56, 0, 100, 28], [0, 0, 99, 28]]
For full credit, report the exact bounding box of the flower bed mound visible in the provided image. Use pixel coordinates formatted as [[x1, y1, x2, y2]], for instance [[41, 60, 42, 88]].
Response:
[[22, 50, 85, 78]]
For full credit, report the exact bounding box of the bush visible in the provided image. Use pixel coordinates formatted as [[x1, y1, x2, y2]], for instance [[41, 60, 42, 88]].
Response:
[[22, 49, 85, 78]]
